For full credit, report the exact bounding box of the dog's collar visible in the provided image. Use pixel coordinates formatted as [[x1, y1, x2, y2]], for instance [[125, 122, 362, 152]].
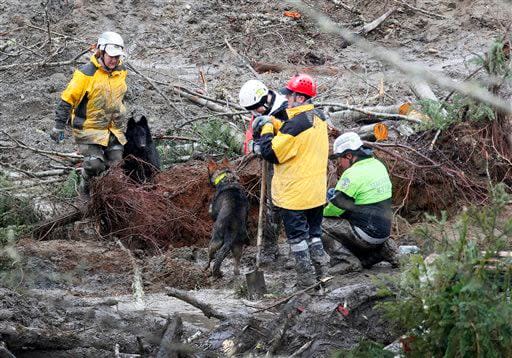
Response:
[[213, 172, 228, 186]]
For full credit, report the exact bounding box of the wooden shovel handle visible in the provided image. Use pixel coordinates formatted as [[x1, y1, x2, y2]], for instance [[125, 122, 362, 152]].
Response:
[[255, 160, 268, 269]]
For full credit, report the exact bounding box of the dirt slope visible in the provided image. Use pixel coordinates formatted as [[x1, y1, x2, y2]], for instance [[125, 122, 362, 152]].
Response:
[[1, 0, 511, 356]]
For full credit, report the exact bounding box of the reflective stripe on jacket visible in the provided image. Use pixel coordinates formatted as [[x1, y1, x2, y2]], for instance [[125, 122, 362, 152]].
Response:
[[60, 55, 127, 146], [259, 103, 328, 210]]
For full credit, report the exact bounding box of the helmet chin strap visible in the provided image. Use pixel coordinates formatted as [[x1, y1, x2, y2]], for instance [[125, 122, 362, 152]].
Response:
[[290, 93, 302, 108], [98, 47, 116, 72]]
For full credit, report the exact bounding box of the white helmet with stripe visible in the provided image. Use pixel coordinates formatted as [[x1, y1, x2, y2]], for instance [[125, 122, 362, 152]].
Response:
[[239, 80, 269, 109], [97, 31, 125, 57]]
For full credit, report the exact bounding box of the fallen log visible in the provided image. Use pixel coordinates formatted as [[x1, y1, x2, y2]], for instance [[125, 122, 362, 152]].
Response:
[[251, 61, 340, 75], [327, 104, 402, 123], [165, 287, 227, 321], [319, 103, 422, 124], [408, 78, 446, 150]]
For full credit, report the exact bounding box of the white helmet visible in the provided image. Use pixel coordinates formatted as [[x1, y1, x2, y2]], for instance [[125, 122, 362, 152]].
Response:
[[97, 31, 125, 57], [330, 132, 363, 159], [239, 80, 269, 109]]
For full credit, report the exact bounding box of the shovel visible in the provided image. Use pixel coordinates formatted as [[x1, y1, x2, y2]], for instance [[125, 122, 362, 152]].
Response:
[[245, 160, 268, 300]]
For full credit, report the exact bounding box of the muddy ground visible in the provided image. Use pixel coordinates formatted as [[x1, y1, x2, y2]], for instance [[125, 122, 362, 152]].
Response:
[[1, 0, 512, 356]]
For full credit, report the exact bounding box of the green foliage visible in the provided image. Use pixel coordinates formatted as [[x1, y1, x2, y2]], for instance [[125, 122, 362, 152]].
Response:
[[380, 184, 512, 357], [192, 120, 241, 158], [416, 99, 456, 131], [449, 94, 496, 123], [155, 139, 194, 168], [333, 340, 394, 358], [0, 227, 23, 289], [157, 120, 242, 167], [0, 193, 41, 228], [56, 169, 80, 199], [473, 39, 512, 78], [416, 94, 496, 131], [0, 175, 39, 286]]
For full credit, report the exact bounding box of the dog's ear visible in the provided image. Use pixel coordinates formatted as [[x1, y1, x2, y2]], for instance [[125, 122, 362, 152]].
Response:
[[138, 115, 148, 126], [127, 117, 136, 128], [207, 159, 217, 175], [221, 157, 230, 168]]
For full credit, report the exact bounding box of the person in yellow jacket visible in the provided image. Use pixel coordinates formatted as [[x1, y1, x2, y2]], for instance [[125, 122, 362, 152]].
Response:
[[50, 31, 128, 195], [252, 74, 331, 288]]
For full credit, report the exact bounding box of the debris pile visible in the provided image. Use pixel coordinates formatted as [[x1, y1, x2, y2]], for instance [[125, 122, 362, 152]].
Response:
[[375, 121, 512, 219], [89, 158, 261, 250]]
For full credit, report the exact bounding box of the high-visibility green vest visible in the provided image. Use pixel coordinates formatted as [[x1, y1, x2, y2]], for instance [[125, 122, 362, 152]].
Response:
[[323, 157, 392, 217]]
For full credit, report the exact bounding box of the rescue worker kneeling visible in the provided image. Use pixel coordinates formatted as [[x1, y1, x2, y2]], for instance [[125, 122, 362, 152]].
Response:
[[50, 31, 128, 195], [322, 132, 399, 273]]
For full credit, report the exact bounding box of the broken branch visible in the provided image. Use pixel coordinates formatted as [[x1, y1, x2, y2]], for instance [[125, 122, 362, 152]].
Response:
[[224, 38, 260, 78], [165, 287, 227, 321], [0, 130, 82, 159], [318, 103, 422, 123], [126, 62, 186, 120], [253, 277, 333, 313], [392, 0, 448, 19], [341, 8, 396, 48]]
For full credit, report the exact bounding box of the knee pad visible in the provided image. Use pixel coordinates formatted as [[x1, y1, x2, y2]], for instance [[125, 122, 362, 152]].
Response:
[[105, 145, 124, 167], [83, 156, 105, 177]]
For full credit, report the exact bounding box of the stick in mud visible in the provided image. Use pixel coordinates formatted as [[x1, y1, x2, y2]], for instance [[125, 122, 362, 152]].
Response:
[[165, 287, 227, 321], [252, 276, 334, 314]]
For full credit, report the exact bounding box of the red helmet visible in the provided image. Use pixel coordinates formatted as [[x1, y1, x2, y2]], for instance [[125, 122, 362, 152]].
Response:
[[282, 73, 317, 97]]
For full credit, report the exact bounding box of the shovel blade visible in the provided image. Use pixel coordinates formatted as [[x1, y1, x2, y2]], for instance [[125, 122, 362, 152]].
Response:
[[245, 269, 267, 300]]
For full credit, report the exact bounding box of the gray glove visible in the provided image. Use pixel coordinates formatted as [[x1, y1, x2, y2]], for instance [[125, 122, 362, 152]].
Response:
[[50, 127, 65, 143], [251, 115, 272, 138], [327, 188, 336, 202]]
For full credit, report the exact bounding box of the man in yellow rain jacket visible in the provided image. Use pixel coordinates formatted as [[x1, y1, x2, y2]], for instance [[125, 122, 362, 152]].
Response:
[[252, 74, 331, 288], [50, 31, 128, 195]]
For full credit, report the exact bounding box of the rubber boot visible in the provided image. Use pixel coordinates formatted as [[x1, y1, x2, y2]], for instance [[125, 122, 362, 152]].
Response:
[[292, 247, 317, 289], [78, 170, 91, 199], [260, 243, 280, 265], [381, 239, 400, 268], [308, 237, 331, 281], [260, 217, 280, 264], [329, 256, 362, 275]]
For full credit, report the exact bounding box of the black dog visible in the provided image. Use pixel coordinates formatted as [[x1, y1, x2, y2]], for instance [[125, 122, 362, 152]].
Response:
[[204, 159, 249, 278], [123, 115, 161, 183]]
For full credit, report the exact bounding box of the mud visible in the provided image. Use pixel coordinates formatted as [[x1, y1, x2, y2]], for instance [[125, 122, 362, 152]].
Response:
[[1, 0, 511, 356]]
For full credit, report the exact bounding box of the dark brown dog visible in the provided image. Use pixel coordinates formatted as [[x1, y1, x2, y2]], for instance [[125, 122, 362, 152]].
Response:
[[204, 159, 249, 278]]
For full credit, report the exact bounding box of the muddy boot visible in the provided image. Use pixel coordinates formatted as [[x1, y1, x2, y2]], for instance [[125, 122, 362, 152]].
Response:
[[284, 245, 295, 270], [260, 239, 279, 265], [78, 170, 91, 200], [308, 237, 331, 281], [381, 238, 400, 268], [329, 255, 362, 275], [292, 245, 317, 289]]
